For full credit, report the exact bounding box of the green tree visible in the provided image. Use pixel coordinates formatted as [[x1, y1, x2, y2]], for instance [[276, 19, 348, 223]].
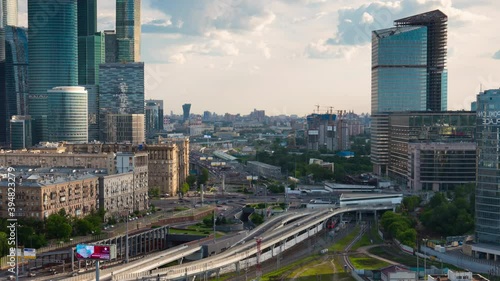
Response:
[[149, 187, 160, 198], [250, 212, 264, 225], [198, 168, 209, 186], [0, 232, 8, 256], [186, 175, 197, 187], [46, 213, 72, 239], [180, 183, 190, 197]]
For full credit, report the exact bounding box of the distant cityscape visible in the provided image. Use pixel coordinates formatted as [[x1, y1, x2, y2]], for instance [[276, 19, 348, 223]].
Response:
[[2, 0, 500, 280]]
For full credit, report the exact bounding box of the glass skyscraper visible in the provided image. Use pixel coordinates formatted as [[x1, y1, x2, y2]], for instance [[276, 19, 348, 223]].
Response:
[[116, 0, 141, 62], [476, 89, 500, 246], [4, 26, 28, 147], [77, 0, 104, 85], [47, 86, 88, 142], [28, 0, 78, 143], [371, 10, 448, 175], [99, 62, 144, 141]]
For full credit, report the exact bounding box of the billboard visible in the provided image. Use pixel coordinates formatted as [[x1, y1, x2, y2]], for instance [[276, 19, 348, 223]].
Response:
[[75, 244, 116, 260], [24, 248, 36, 260]]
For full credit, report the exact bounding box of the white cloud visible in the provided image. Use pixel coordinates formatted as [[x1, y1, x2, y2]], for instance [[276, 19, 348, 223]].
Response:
[[168, 53, 187, 64], [257, 41, 271, 59], [305, 39, 358, 59], [360, 12, 374, 24]]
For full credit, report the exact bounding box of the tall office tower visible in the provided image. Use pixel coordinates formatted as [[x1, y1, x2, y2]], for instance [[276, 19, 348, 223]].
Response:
[[182, 103, 191, 122], [5, 26, 28, 147], [371, 10, 447, 175], [47, 86, 88, 142], [116, 0, 141, 62], [145, 101, 162, 135], [475, 89, 500, 255], [10, 115, 32, 149], [84, 85, 99, 141], [104, 30, 117, 63], [2, 0, 18, 26], [28, 0, 78, 144], [99, 62, 144, 142], [77, 0, 104, 85]]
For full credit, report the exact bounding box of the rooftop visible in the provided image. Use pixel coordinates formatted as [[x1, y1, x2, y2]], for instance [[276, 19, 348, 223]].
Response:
[[394, 9, 447, 25]]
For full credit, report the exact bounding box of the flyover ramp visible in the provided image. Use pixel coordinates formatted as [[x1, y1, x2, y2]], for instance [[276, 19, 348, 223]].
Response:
[[117, 205, 394, 280]]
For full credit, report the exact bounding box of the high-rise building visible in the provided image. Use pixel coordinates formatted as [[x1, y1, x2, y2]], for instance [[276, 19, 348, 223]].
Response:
[[371, 10, 448, 175], [145, 99, 163, 136], [99, 62, 144, 142], [10, 115, 32, 149], [182, 103, 191, 122], [28, 0, 78, 144], [4, 26, 28, 147], [475, 89, 500, 250], [103, 30, 117, 63], [83, 85, 99, 142], [46, 86, 88, 142], [2, 0, 18, 26], [105, 114, 144, 144], [116, 0, 141, 62], [77, 0, 104, 85]]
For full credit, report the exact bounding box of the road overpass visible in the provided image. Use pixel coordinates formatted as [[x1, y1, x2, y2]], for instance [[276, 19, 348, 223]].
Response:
[[111, 204, 394, 281]]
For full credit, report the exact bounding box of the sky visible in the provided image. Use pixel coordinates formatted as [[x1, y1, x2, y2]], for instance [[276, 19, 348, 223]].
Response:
[[16, 0, 500, 117]]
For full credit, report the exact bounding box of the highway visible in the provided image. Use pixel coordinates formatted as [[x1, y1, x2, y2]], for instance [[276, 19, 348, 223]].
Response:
[[112, 205, 394, 281]]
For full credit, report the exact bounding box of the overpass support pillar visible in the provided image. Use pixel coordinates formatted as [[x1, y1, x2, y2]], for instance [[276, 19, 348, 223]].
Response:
[[340, 213, 343, 222], [235, 261, 240, 273], [374, 210, 378, 224], [271, 244, 275, 257], [358, 211, 362, 223], [294, 233, 299, 244], [178, 257, 184, 265]]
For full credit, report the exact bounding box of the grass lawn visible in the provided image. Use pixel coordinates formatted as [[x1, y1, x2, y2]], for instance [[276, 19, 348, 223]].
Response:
[[329, 226, 360, 252], [349, 253, 391, 270], [351, 224, 383, 251], [368, 245, 460, 270], [168, 228, 207, 235]]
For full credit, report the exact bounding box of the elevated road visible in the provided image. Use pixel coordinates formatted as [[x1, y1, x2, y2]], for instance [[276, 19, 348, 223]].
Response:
[[114, 205, 394, 280]]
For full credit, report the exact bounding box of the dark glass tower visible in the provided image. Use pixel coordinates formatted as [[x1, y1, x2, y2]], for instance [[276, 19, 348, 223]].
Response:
[[4, 26, 28, 147], [28, 0, 78, 143], [77, 0, 104, 85], [182, 103, 191, 122], [116, 0, 141, 62], [476, 89, 500, 245]]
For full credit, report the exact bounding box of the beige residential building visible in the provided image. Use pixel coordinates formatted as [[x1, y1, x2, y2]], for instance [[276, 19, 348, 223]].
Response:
[[0, 150, 116, 173], [147, 145, 179, 196], [0, 168, 99, 219]]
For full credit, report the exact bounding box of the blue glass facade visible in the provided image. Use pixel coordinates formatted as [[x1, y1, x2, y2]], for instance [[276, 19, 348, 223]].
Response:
[[47, 86, 88, 142], [116, 0, 140, 62], [371, 26, 428, 113], [28, 0, 78, 143], [476, 89, 500, 245]]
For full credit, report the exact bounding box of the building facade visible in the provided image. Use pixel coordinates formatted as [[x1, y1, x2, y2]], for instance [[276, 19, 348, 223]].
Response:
[[10, 115, 32, 149], [306, 113, 337, 151], [371, 10, 448, 175], [104, 114, 145, 144], [99, 153, 148, 220], [46, 86, 88, 142], [103, 30, 117, 63], [98, 62, 144, 141], [2, 0, 18, 26], [28, 0, 78, 144], [84, 85, 99, 142], [4, 26, 29, 147], [147, 144, 179, 196], [0, 167, 100, 218], [0, 150, 116, 172], [475, 89, 500, 247], [382, 111, 476, 191], [116, 0, 141, 62]]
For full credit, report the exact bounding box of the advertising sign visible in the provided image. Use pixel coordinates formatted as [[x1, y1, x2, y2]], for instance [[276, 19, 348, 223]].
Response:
[[23, 248, 36, 260], [76, 244, 116, 260]]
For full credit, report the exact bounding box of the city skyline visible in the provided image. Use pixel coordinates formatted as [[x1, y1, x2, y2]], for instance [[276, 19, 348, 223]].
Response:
[[13, 0, 500, 116]]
